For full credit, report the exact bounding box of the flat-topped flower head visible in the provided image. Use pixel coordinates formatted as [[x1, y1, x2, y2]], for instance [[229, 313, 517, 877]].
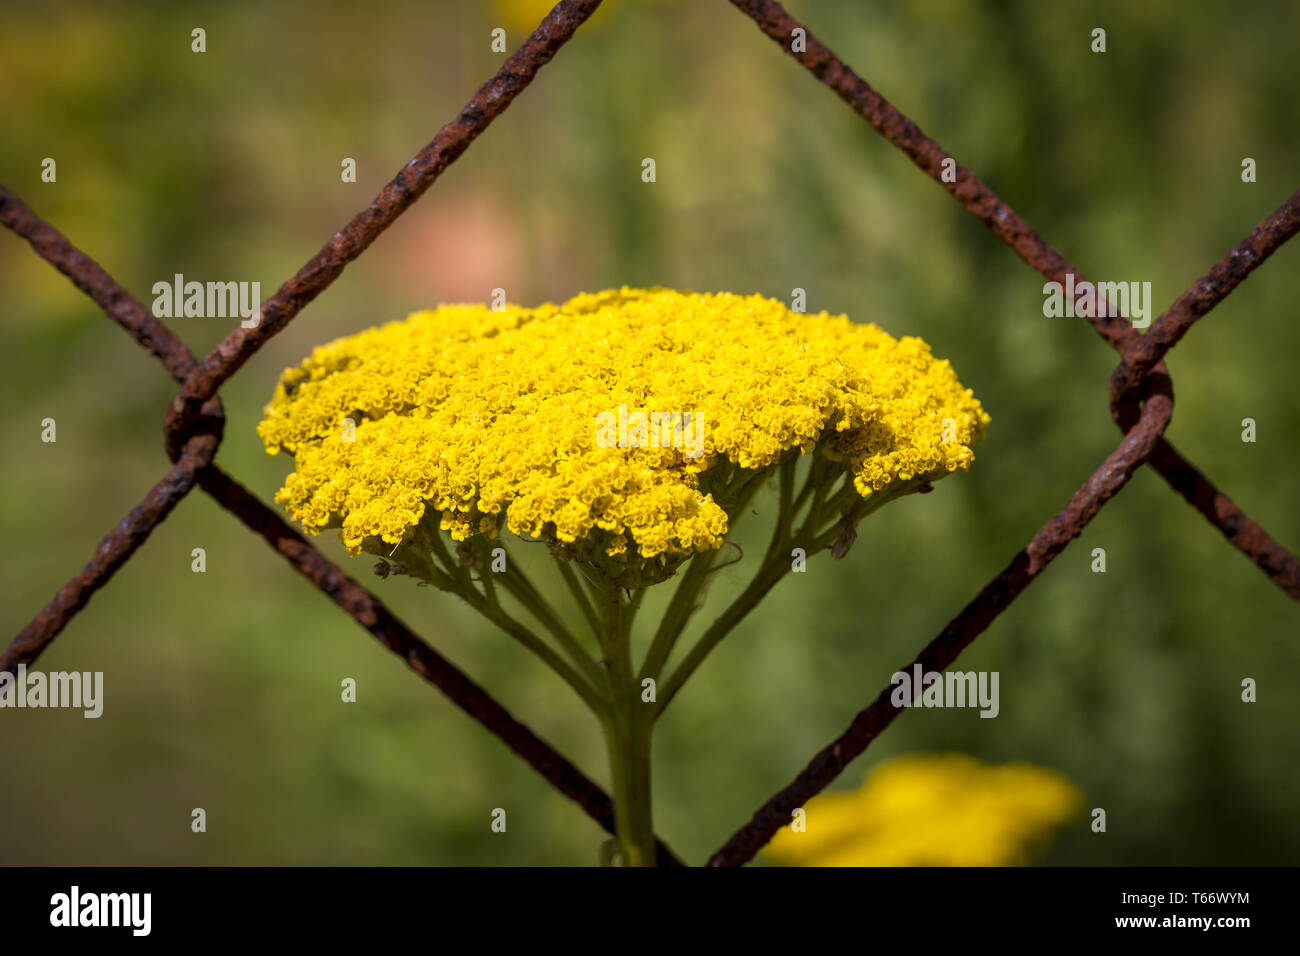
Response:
[[258, 288, 988, 569]]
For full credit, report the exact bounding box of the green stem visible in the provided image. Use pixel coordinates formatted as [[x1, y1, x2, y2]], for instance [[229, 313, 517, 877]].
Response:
[[653, 551, 790, 717], [639, 550, 716, 681], [638, 461, 771, 682], [653, 460, 867, 719], [600, 582, 656, 866], [789, 454, 817, 518], [555, 555, 603, 639], [464, 587, 607, 715], [767, 453, 797, 559], [493, 548, 605, 691], [406, 528, 608, 715]]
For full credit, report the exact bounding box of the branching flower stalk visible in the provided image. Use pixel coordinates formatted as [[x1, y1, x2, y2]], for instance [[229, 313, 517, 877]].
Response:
[[259, 288, 989, 866]]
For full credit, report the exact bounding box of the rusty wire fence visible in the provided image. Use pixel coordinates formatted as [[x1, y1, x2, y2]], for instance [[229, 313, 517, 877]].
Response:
[[3, 0, 1298, 867]]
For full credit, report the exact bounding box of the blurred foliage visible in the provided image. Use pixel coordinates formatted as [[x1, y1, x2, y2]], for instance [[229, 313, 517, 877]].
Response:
[[1, 0, 1297, 865]]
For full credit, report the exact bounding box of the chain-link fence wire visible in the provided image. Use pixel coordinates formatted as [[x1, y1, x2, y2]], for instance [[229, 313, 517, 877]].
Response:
[[2, 0, 1296, 867]]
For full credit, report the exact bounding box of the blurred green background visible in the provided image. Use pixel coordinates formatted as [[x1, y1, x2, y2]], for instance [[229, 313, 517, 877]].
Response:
[[2, 0, 1297, 865]]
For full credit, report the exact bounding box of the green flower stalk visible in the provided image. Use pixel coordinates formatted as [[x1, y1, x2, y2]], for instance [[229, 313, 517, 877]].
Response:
[[259, 287, 989, 866]]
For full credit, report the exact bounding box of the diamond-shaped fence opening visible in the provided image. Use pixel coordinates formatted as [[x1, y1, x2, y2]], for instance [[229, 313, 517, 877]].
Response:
[[2, 0, 1297, 867]]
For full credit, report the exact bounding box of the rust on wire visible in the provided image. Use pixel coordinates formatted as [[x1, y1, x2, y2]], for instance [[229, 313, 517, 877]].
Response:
[[709, 375, 1175, 867], [2, 0, 1298, 867], [1147, 439, 1300, 598], [723, 0, 1137, 346], [716, 0, 1300, 865], [163, 0, 606, 451], [197, 464, 685, 867], [0, 186, 198, 381], [1, 433, 218, 672], [0, 185, 228, 464], [0, 192, 223, 665], [727, 0, 1300, 601], [0, 184, 683, 865], [1101, 192, 1300, 600], [1109, 190, 1300, 406]]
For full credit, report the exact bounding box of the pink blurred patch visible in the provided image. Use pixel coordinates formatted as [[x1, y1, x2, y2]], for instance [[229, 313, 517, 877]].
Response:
[[386, 190, 525, 305]]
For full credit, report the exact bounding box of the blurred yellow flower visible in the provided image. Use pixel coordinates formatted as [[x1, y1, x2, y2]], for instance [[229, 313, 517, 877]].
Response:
[[493, 0, 613, 35], [258, 288, 988, 562], [765, 753, 1082, 867]]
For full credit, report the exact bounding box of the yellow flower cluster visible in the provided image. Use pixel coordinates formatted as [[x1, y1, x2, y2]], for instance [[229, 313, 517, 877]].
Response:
[[258, 288, 988, 557], [764, 753, 1082, 867]]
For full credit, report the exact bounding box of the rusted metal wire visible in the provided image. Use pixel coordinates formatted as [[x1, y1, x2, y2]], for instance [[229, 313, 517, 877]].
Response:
[[710, 375, 1174, 867], [2, 0, 1297, 867], [1147, 439, 1300, 597], [707, 0, 1300, 867], [724, 3, 1134, 341], [725, 0, 1300, 601], [0, 0, 695, 867], [163, 0, 606, 455], [1107, 192, 1300, 599], [1, 432, 218, 672], [0, 187, 198, 381], [1109, 190, 1300, 406], [0, 185, 229, 466], [197, 465, 685, 866], [0, 184, 682, 865]]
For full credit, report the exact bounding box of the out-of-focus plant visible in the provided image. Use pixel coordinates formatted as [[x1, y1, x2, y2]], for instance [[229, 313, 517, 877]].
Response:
[[764, 753, 1083, 867]]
